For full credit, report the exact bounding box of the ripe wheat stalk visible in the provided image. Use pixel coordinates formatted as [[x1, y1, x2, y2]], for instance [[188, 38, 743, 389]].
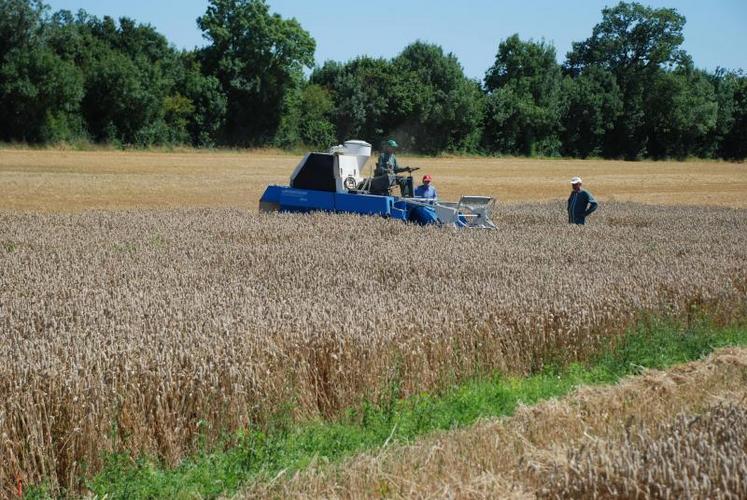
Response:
[[0, 202, 745, 494]]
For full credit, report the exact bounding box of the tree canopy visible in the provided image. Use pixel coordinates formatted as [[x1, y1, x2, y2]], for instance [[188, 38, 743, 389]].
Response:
[[0, 0, 744, 160], [483, 34, 562, 156], [197, 0, 315, 145]]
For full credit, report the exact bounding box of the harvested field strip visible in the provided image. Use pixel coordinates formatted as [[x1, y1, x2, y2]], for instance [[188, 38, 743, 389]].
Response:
[[1, 149, 746, 211], [86, 322, 747, 498], [1, 203, 745, 495], [242, 344, 747, 499], [542, 403, 747, 499]]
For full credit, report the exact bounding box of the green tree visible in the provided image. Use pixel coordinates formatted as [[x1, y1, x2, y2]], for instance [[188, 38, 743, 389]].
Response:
[[310, 45, 483, 155], [483, 34, 562, 156], [0, 0, 84, 142], [705, 69, 747, 160], [81, 49, 160, 143], [392, 41, 484, 154], [311, 57, 404, 146], [646, 63, 717, 159], [565, 2, 686, 75], [718, 73, 747, 160], [0, 0, 46, 56], [81, 15, 181, 145], [0, 0, 742, 158], [0, 46, 84, 142], [46, 9, 226, 147], [174, 55, 227, 147], [275, 82, 337, 150], [559, 66, 623, 157], [198, 0, 315, 145], [566, 2, 687, 159], [297, 83, 336, 149], [161, 94, 194, 144]]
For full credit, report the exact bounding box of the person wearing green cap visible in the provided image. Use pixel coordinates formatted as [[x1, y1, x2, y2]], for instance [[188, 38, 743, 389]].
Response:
[[375, 139, 403, 177], [370, 139, 411, 195]]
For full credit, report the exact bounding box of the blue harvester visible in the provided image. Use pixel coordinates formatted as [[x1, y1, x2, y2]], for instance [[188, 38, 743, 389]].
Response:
[[259, 140, 496, 228]]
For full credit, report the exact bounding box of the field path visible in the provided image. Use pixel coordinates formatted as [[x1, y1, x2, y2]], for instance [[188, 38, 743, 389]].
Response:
[[1, 149, 745, 211]]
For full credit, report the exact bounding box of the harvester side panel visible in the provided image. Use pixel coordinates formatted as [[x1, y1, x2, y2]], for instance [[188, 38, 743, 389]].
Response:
[[259, 185, 282, 212], [290, 153, 336, 192], [279, 189, 335, 211], [334, 192, 393, 215]]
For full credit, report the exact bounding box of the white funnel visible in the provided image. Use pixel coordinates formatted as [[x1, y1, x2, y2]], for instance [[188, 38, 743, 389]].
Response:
[[343, 140, 371, 170]]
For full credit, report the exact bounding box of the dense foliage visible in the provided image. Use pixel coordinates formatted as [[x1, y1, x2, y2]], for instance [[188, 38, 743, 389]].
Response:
[[0, 0, 745, 159]]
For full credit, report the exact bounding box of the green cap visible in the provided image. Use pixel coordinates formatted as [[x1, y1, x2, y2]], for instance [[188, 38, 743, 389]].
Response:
[[385, 139, 399, 148]]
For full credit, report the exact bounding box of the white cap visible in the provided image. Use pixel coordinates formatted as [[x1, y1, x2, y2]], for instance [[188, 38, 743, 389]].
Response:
[[570, 176, 583, 184]]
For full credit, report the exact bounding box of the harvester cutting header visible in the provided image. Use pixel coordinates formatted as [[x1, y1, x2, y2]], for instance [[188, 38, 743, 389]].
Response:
[[260, 140, 496, 228]]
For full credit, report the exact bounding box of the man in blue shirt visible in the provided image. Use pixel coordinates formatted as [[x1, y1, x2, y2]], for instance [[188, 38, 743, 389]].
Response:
[[414, 174, 437, 199], [567, 176, 598, 224]]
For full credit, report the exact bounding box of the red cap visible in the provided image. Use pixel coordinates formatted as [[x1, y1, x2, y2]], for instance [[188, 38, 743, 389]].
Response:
[[423, 174, 432, 182]]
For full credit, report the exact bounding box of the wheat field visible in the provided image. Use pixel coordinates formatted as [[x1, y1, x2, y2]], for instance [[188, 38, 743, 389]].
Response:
[[1, 149, 746, 211], [1, 149, 747, 496], [1, 202, 746, 495]]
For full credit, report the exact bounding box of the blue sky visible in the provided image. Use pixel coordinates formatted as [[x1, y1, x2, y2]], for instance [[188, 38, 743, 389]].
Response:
[[45, 0, 746, 80]]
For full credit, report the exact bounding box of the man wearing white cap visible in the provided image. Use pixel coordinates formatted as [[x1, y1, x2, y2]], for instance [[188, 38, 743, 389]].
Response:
[[567, 177, 598, 225]]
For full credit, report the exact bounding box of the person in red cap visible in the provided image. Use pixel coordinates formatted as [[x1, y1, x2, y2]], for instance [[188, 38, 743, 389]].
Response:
[[414, 174, 437, 199]]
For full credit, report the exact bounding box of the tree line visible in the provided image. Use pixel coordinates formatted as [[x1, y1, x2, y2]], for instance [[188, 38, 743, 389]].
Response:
[[1, 0, 745, 160]]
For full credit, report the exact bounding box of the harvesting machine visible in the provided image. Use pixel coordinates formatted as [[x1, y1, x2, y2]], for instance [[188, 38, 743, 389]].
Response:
[[259, 140, 496, 228]]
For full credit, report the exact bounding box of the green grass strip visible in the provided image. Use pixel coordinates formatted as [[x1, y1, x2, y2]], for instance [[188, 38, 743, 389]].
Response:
[[31, 319, 747, 499]]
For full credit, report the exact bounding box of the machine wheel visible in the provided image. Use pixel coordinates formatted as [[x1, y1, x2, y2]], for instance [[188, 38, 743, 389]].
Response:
[[344, 176, 357, 190]]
